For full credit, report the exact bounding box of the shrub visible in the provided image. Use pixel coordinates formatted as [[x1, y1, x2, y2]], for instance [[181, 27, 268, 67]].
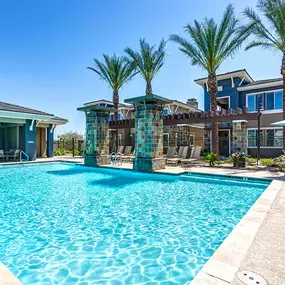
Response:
[[260, 158, 277, 167], [206, 153, 220, 167], [54, 148, 66, 156], [273, 155, 285, 171]]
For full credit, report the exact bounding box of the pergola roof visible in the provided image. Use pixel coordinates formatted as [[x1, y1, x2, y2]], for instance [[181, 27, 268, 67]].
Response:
[[109, 107, 261, 129]]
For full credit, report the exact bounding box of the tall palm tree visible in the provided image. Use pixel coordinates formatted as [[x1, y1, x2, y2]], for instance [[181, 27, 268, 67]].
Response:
[[170, 4, 247, 154], [125, 38, 166, 95], [87, 54, 137, 120], [242, 0, 285, 150]]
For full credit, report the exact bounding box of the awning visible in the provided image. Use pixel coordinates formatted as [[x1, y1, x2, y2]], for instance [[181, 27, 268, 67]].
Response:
[[271, 120, 285, 126]]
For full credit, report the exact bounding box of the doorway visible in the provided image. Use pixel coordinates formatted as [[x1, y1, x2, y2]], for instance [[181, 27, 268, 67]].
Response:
[[219, 130, 230, 156], [36, 128, 47, 157]]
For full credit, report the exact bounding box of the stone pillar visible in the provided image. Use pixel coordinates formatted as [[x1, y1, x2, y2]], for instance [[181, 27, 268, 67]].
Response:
[[46, 124, 54, 157], [177, 125, 192, 147], [84, 111, 109, 166], [133, 104, 165, 172], [23, 119, 36, 160], [232, 121, 247, 154]]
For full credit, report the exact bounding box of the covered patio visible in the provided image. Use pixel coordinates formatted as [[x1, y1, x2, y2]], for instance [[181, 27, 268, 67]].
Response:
[[0, 101, 68, 161]]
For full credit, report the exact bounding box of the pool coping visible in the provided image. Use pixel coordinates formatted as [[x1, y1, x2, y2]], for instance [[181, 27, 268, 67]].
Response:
[[189, 178, 283, 285], [0, 163, 282, 285]]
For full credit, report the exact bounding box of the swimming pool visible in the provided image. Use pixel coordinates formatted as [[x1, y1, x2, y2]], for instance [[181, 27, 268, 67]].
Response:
[[0, 162, 270, 285]]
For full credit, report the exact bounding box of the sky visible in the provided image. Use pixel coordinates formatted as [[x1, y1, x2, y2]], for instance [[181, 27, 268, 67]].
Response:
[[0, 0, 283, 136]]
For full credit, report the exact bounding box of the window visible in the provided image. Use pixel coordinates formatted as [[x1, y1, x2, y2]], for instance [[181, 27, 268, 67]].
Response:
[[217, 97, 230, 110], [163, 133, 169, 147], [248, 95, 255, 112], [248, 129, 283, 147], [109, 114, 114, 121], [247, 91, 283, 111]]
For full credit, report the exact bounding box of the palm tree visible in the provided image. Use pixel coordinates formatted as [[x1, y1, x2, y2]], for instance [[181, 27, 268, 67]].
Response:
[[87, 54, 137, 120], [242, 0, 285, 150], [170, 4, 247, 154], [125, 38, 166, 95]]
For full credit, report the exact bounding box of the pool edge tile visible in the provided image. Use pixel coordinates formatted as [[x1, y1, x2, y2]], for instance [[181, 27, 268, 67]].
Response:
[[190, 179, 282, 285], [0, 262, 22, 285]]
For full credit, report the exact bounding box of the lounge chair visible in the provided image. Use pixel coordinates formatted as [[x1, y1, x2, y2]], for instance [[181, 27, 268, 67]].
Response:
[[122, 146, 133, 162], [165, 146, 177, 164], [0, 150, 5, 161], [8, 149, 21, 161], [167, 146, 189, 166], [181, 146, 202, 167], [117, 146, 125, 154]]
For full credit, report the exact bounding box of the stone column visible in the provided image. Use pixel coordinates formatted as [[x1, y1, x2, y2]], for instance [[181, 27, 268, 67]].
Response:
[[232, 121, 247, 154], [133, 104, 165, 172], [85, 111, 109, 166]]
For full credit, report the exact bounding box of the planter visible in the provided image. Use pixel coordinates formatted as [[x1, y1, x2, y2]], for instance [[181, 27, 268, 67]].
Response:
[[233, 160, 247, 168]]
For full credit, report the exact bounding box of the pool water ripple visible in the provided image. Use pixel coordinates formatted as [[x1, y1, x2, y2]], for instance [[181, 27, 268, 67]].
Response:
[[0, 163, 269, 285]]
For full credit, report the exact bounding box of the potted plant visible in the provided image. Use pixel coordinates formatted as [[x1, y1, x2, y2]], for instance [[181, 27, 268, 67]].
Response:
[[273, 155, 285, 174], [231, 152, 248, 168]]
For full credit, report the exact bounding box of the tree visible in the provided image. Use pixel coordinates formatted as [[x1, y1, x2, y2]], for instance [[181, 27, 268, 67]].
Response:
[[125, 38, 166, 95], [170, 4, 247, 154], [242, 0, 285, 150], [87, 54, 137, 120], [58, 130, 83, 141]]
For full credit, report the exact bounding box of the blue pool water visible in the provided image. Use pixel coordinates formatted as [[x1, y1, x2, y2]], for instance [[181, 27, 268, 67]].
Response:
[[0, 163, 270, 285]]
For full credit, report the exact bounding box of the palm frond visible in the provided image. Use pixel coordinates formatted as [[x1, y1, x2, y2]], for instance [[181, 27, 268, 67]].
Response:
[[170, 4, 246, 73], [87, 54, 137, 91], [125, 38, 166, 85]]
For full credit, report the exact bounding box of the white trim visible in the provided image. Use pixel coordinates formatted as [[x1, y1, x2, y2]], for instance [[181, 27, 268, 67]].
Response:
[[195, 70, 253, 86], [0, 117, 26, 124], [174, 106, 179, 113], [246, 89, 283, 112], [0, 110, 53, 121], [231, 76, 235, 88], [238, 80, 282, 91], [29, 119, 35, 131], [205, 82, 209, 92], [239, 77, 245, 86]]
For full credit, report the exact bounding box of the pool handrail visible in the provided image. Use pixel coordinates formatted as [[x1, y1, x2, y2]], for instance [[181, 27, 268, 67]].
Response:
[[21, 151, 29, 162]]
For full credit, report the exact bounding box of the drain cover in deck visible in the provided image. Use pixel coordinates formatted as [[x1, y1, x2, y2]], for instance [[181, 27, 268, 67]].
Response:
[[237, 270, 267, 285]]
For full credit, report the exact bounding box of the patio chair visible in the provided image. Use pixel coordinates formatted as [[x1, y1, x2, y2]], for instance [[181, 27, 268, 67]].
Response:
[[8, 149, 21, 161], [165, 146, 177, 164], [117, 146, 125, 154], [181, 146, 202, 167], [122, 146, 133, 162], [0, 150, 5, 162], [166, 146, 189, 166]]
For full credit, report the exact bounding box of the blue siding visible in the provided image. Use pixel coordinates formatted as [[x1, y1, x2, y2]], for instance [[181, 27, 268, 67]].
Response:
[[23, 120, 36, 161], [204, 77, 242, 111]]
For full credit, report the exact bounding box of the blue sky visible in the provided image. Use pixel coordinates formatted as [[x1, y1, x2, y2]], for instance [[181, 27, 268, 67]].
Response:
[[0, 0, 282, 135]]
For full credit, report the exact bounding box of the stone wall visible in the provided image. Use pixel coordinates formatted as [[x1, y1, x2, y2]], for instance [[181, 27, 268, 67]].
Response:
[[135, 104, 164, 158], [85, 111, 109, 166], [133, 104, 165, 172], [232, 121, 247, 153]]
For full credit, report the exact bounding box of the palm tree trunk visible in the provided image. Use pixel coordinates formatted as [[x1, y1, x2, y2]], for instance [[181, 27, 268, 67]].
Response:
[[282, 54, 285, 151], [113, 89, 119, 151], [146, 82, 153, 95], [208, 72, 219, 154]]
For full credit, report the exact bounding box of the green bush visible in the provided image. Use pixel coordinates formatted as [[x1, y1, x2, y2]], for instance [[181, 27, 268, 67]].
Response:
[[261, 158, 277, 167], [54, 148, 66, 156], [206, 153, 220, 167]]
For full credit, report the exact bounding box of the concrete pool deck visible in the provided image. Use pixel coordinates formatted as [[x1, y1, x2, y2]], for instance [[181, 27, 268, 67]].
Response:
[[0, 158, 285, 285]]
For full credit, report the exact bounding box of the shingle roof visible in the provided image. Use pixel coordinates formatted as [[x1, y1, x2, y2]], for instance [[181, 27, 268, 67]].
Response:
[[242, 77, 282, 87], [0, 101, 54, 116]]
